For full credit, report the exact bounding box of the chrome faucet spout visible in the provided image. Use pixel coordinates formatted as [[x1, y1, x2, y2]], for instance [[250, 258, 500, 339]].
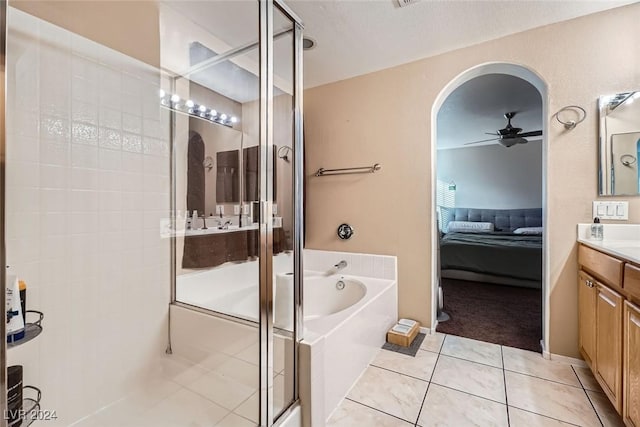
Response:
[[334, 260, 347, 270]]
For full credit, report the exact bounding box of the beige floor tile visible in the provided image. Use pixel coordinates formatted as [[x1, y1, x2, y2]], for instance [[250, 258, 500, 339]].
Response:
[[233, 338, 288, 374], [214, 357, 260, 389], [431, 355, 506, 403], [505, 371, 600, 426], [232, 375, 288, 423], [420, 332, 445, 353], [371, 348, 439, 380], [508, 407, 576, 426], [216, 412, 256, 427], [587, 390, 625, 427], [347, 366, 428, 423], [440, 335, 503, 368], [574, 366, 602, 392], [85, 377, 182, 427], [234, 393, 258, 423], [502, 346, 581, 387], [186, 371, 256, 411], [159, 354, 210, 387], [136, 388, 229, 427], [417, 384, 508, 427], [327, 399, 413, 427]]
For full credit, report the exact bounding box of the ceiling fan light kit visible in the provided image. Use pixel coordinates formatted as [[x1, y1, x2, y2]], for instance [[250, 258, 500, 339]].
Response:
[[465, 111, 543, 148]]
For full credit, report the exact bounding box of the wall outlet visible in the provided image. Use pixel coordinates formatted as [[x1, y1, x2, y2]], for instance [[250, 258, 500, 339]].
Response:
[[234, 205, 240, 215], [593, 201, 628, 220], [273, 203, 278, 215]]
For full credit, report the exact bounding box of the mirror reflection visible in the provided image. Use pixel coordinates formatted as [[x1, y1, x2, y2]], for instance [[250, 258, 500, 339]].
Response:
[[599, 91, 640, 195]]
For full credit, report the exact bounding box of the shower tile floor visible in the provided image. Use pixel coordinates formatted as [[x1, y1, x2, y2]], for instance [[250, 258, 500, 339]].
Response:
[[328, 333, 624, 427], [70, 336, 289, 427]]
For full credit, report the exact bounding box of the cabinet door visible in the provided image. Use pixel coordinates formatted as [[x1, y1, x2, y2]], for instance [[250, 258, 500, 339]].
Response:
[[596, 283, 623, 413], [624, 301, 640, 427], [578, 271, 597, 368]]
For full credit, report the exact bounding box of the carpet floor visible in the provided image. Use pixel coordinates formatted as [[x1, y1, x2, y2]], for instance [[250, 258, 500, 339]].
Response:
[[436, 278, 542, 353]]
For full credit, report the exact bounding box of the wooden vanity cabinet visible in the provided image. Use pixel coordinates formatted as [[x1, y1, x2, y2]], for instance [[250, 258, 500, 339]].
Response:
[[577, 243, 633, 420], [595, 283, 623, 412], [624, 301, 640, 427], [578, 271, 596, 368]]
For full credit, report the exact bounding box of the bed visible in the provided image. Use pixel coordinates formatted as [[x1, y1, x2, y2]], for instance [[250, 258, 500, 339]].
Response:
[[439, 207, 543, 289]]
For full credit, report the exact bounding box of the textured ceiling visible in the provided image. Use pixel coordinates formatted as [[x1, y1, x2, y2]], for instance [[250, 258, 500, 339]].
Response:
[[437, 74, 542, 149], [288, 0, 634, 88]]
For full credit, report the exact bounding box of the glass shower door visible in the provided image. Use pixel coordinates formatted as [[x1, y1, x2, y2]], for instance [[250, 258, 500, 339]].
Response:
[[164, 0, 303, 425]]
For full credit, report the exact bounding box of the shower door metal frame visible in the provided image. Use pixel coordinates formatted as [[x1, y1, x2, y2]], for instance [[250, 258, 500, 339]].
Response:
[[258, 0, 275, 425], [259, 0, 304, 425], [0, 0, 7, 425], [165, 0, 303, 424]]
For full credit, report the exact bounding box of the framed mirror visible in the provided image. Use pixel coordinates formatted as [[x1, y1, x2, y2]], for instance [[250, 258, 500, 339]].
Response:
[[598, 91, 640, 195]]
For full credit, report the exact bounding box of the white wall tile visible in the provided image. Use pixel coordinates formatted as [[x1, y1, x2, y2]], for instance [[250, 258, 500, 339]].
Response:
[[40, 140, 70, 166], [6, 135, 39, 162], [71, 144, 99, 168], [40, 164, 67, 189], [6, 10, 171, 425]]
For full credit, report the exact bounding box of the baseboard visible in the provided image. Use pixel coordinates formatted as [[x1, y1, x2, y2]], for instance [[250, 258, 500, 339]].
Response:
[[420, 325, 437, 335], [548, 352, 587, 367]]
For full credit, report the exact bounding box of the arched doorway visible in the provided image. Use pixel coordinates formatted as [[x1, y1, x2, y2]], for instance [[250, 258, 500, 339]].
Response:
[[430, 63, 550, 354]]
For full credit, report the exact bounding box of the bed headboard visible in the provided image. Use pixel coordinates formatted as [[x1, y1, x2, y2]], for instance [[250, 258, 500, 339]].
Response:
[[441, 207, 543, 232]]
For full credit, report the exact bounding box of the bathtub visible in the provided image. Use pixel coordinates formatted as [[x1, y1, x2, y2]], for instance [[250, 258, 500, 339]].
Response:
[[300, 250, 398, 427], [176, 250, 398, 427]]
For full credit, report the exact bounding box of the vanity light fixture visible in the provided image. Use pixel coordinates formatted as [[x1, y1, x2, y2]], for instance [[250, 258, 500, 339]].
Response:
[[159, 91, 239, 127]]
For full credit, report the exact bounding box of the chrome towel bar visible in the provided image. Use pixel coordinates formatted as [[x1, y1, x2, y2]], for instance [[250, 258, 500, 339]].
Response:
[[315, 163, 381, 177]]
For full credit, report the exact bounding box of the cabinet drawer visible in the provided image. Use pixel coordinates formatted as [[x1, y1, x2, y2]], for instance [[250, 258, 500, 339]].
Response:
[[624, 263, 640, 302], [579, 245, 623, 288]]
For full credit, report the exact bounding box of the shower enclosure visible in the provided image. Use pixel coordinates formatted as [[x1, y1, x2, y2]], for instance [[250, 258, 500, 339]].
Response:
[[0, 0, 303, 426]]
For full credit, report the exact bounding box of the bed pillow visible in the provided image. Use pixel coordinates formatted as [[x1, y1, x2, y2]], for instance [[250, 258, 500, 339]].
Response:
[[447, 221, 494, 233], [513, 226, 543, 235]]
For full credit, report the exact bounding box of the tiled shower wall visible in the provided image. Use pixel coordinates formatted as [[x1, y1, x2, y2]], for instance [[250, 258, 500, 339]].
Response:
[[6, 9, 171, 426]]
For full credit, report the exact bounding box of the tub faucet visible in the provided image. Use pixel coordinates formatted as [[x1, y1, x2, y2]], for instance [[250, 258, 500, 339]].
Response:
[[334, 260, 347, 270]]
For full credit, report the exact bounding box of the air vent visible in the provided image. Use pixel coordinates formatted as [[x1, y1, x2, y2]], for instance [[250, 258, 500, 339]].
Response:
[[396, 0, 420, 7]]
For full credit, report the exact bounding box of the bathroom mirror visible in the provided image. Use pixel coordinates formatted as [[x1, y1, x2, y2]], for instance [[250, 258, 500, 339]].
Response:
[[598, 91, 640, 195]]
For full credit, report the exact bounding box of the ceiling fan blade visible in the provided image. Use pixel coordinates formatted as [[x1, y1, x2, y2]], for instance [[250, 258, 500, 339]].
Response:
[[464, 137, 500, 145], [518, 130, 543, 138]]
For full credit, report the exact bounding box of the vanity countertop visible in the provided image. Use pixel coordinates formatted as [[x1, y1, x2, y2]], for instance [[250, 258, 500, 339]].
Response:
[[577, 223, 640, 264]]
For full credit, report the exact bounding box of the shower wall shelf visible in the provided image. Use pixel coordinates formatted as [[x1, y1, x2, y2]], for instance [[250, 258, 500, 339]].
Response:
[[8, 385, 42, 427], [7, 311, 44, 349], [315, 163, 381, 177]]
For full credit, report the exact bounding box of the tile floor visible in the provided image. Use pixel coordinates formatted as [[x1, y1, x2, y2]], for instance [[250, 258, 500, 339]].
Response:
[[328, 333, 625, 427], [71, 336, 291, 427]]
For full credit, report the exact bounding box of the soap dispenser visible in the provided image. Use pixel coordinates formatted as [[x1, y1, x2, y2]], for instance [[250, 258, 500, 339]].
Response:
[[590, 217, 603, 241]]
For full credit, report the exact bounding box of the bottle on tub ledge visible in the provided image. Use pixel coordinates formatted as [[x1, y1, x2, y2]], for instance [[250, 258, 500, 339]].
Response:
[[6, 272, 25, 343]]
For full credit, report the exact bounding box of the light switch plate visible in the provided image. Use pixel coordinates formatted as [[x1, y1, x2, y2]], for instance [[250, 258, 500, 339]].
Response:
[[216, 205, 224, 215], [593, 201, 628, 220]]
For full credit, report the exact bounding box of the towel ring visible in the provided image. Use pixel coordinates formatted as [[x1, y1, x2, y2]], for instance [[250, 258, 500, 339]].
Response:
[[621, 154, 637, 166], [554, 105, 586, 130]]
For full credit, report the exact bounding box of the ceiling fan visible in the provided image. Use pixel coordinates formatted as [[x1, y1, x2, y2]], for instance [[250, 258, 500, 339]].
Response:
[[465, 112, 542, 148]]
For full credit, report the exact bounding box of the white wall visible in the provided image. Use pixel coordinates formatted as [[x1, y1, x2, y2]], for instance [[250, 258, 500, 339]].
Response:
[[6, 9, 170, 425], [437, 142, 543, 209]]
